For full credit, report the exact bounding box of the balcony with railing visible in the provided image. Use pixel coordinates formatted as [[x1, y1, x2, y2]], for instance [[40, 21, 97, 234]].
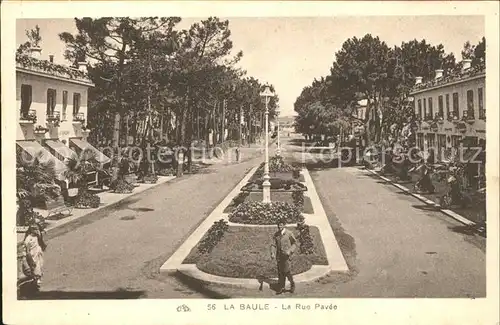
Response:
[[462, 110, 475, 124], [46, 111, 61, 124], [479, 108, 486, 121], [412, 61, 486, 92], [434, 112, 444, 123], [448, 111, 460, 122], [73, 112, 85, 123], [20, 109, 37, 124]]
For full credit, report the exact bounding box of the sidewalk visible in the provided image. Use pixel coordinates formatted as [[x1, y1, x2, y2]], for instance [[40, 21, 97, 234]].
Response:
[[17, 144, 266, 245], [363, 167, 485, 234], [17, 176, 175, 244]]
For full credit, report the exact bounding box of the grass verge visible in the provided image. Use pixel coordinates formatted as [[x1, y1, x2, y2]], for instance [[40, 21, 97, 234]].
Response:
[[183, 226, 328, 278]]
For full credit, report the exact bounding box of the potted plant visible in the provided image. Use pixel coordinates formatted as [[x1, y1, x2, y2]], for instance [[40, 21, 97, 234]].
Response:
[[109, 152, 136, 194], [63, 149, 101, 208], [16, 155, 60, 227]]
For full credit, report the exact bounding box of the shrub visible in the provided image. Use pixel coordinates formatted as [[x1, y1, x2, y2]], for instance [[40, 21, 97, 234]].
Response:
[[269, 155, 294, 173], [111, 179, 135, 194], [292, 168, 301, 179], [229, 201, 304, 225], [292, 191, 304, 208], [16, 199, 46, 228], [157, 168, 175, 176], [141, 174, 159, 184], [74, 191, 100, 209], [198, 219, 229, 254], [296, 222, 314, 254], [232, 192, 249, 207]]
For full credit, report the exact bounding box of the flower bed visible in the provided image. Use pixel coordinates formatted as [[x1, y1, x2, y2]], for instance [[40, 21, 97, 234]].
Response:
[[224, 191, 313, 214], [183, 226, 328, 278], [241, 178, 307, 192], [197, 219, 229, 254], [228, 201, 304, 225], [251, 170, 305, 182]]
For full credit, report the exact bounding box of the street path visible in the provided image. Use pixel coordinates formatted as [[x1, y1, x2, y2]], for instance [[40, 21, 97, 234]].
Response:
[[186, 135, 486, 298], [38, 151, 264, 299], [36, 135, 485, 298], [308, 165, 485, 297]]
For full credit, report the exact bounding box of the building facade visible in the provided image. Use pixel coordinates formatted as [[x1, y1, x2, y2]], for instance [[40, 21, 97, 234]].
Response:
[[16, 47, 110, 183], [410, 59, 486, 187]]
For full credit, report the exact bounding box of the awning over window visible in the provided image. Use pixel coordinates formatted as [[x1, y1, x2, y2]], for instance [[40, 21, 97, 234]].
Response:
[[69, 138, 111, 165], [16, 140, 66, 181], [45, 140, 77, 161]]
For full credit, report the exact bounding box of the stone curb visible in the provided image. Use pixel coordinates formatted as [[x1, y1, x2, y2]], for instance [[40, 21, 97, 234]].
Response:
[[161, 166, 350, 287], [364, 168, 482, 230], [176, 264, 331, 289]]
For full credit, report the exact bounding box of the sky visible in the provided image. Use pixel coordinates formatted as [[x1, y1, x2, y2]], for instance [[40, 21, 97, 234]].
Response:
[[17, 16, 484, 117]]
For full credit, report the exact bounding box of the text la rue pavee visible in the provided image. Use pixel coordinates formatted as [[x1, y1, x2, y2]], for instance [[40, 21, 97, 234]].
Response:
[[223, 303, 337, 311]]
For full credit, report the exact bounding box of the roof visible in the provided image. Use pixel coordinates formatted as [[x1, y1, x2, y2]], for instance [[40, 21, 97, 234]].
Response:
[[16, 54, 94, 86], [410, 62, 485, 95]]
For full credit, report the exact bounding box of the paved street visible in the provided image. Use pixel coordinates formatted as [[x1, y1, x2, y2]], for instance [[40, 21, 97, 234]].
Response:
[[35, 135, 486, 299], [309, 165, 485, 298], [39, 153, 264, 299]]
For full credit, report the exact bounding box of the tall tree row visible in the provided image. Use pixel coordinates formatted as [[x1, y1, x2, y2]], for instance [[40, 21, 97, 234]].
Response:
[[294, 34, 485, 145], [58, 17, 279, 158]]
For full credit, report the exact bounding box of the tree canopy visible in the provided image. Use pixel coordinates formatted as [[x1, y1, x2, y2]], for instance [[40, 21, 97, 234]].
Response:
[[294, 34, 484, 145]]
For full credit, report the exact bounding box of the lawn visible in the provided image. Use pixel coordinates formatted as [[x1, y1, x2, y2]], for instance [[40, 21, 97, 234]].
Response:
[[183, 226, 328, 278], [224, 191, 314, 214], [379, 166, 486, 225]]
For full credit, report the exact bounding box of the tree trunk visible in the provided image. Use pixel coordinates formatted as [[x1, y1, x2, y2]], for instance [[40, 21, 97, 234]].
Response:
[[205, 111, 210, 150], [249, 104, 253, 144], [212, 101, 218, 147], [364, 99, 373, 146], [222, 99, 226, 143]]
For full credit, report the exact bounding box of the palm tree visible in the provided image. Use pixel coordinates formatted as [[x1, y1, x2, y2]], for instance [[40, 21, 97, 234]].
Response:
[[16, 156, 60, 226], [63, 148, 101, 208]]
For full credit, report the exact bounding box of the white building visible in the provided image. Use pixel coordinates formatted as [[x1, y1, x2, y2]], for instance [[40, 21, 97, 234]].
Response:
[[410, 59, 486, 188], [16, 47, 110, 182], [410, 59, 486, 155]]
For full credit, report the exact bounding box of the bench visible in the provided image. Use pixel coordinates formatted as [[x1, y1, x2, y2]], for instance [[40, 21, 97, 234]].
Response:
[[45, 196, 73, 219]]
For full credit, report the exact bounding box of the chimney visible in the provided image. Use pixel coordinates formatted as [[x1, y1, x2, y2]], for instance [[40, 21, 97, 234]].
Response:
[[49, 55, 54, 63], [29, 47, 42, 59], [415, 76, 423, 85], [434, 69, 443, 80], [462, 59, 472, 71], [77, 61, 88, 73]]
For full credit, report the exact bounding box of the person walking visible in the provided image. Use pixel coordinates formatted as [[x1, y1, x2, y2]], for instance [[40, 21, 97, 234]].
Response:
[[270, 220, 297, 294]]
